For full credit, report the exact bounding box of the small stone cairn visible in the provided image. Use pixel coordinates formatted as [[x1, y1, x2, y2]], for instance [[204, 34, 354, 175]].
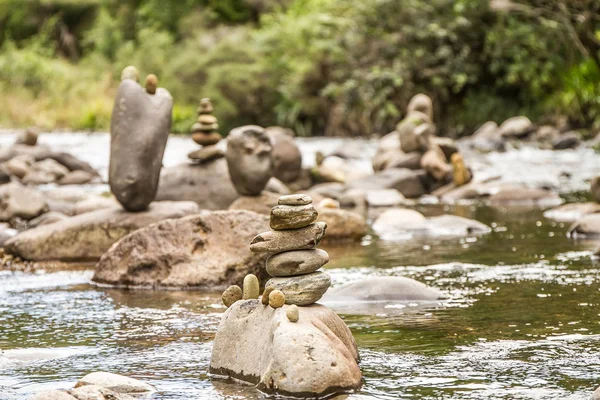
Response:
[[187, 98, 224, 163], [221, 194, 330, 321]]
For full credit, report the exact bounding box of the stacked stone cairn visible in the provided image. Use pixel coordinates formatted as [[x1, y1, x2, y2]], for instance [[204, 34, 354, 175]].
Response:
[[221, 194, 330, 322], [187, 98, 224, 163]]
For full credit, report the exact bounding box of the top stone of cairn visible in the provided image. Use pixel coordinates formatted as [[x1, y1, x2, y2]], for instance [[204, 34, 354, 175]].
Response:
[[278, 194, 313, 206]]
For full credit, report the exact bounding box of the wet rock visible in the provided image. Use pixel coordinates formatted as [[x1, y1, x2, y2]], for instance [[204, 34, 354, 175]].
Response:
[[498, 116, 533, 138], [365, 189, 405, 207], [317, 208, 367, 241], [75, 371, 155, 393], [17, 127, 40, 146], [157, 159, 239, 210], [210, 300, 360, 397], [266, 271, 331, 305], [323, 276, 443, 302], [552, 131, 580, 150], [109, 78, 172, 211], [278, 193, 312, 206], [0, 182, 47, 221], [270, 204, 318, 230], [93, 210, 269, 289], [58, 170, 94, 185], [228, 191, 280, 215], [568, 214, 600, 237], [5, 201, 199, 262], [347, 168, 426, 199], [266, 127, 302, 183], [266, 249, 329, 277], [250, 222, 327, 254], [226, 125, 274, 196]]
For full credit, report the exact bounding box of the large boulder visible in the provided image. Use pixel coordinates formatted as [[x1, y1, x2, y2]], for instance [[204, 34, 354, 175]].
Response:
[[210, 300, 361, 397], [93, 210, 269, 289], [156, 159, 239, 210], [347, 168, 426, 199], [0, 182, 47, 221], [266, 127, 302, 183], [5, 201, 199, 262], [109, 78, 173, 211], [226, 125, 274, 196]]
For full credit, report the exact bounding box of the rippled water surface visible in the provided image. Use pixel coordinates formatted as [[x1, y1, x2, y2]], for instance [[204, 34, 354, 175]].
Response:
[[0, 133, 599, 399]]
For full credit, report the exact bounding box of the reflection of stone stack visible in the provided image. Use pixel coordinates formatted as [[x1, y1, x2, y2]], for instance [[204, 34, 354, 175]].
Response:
[[250, 194, 331, 306], [188, 98, 224, 163]]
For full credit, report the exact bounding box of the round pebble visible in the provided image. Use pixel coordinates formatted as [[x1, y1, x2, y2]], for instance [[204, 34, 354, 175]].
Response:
[[269, 289, 285, 308], [242, 274, 259, 300], [286, 305, 299, 322], [261, 286, 274, 306], [222, 285, 242, 308], [145, 74, 158, 94]]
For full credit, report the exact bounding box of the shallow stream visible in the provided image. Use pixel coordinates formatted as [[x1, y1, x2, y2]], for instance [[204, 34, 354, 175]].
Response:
[[0, 133, 599, 399]]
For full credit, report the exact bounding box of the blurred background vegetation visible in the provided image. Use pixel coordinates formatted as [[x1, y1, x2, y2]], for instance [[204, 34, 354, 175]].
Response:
[[0, 0, 598, 137]]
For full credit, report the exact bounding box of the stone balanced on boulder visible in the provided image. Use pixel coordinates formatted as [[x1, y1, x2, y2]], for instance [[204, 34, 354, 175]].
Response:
[[210, 194, 361, 397], [187, 98, 225, 163], [110, 66, 173, 212]]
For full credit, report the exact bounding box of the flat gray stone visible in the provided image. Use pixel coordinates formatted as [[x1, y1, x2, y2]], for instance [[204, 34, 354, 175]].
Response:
[[266, 249, 329, 277], [75, 371, 155, 393], [278, 193, 312, 206], [266, 271, 331, 305], [250, 222, 326, 254], [187, 145, 224, 163], [270, 204, 318, 230]]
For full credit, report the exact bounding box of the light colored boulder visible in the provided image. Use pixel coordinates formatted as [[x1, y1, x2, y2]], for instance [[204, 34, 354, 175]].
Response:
[[4, 154, 33, 179], [324, 277, 444, 302], [498, 116, 533, 138], [317, 208, 367, 241], [0, 182, 47, 221], [75, 372, 155, 393], [5, 201, 199, 262], [30, 390, 76, 400], [28, 211, 69, 228], [365, 189, 405, 207], [93, 210, 269, 289], [372, 208, 427, 238], [210, 300, 361, 397], [69, 385, 136, 400]]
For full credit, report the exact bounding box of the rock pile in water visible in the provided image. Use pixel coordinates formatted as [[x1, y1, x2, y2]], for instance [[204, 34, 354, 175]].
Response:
[[188, 98, 225, 163], [251, 193, 330, 306]]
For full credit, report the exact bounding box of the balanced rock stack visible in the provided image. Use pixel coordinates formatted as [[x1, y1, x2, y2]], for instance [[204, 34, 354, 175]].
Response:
[[250, 194, 330, 306], [187, 98, 224, 163]]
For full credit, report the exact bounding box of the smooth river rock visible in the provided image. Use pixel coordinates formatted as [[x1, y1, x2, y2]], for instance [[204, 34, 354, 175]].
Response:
[[347, 168, 426, 199], [0, 182, 47, 221], [226, 125, 274, 196], [270, 204, 318, 230], [266, 249, 329, 277], [322, 276, 444, 302], [75, 372, 155, 393], [278, 194, 313, 206], [93, 210, 269, 289], [210, 300, 361, 396], [266, 126, 302, 183], [250, 222, 327, 254], [109, 79, 172, 211], [156, 159, 239, 210], [568, 214, 600, 237], [228, 191, 280, 215], [266, 271, 331, 305], [5, 201, 199, 262]]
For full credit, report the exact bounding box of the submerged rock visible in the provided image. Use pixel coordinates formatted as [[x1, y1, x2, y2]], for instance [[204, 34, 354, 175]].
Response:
[[156, 159, 239, 210], [109, 78, 172, 211], [5, 201, 199, 262], [93, 210, 269, 289], [323, 277, 444, 302], [209, 300, 361, 397]]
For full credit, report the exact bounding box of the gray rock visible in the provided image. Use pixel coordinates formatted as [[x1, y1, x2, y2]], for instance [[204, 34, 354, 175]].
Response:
[[30, 390, 76, 400], [266, 272, 331, 305], [28, 211, 69, 228], [397, 111, 434, 153], [0, 223, 17, 246], [93, 210, 269, 289], [372, 130, 401, 172], [0, 182, 47, 221], [386, 151, 422, 170], [69, 385, 136, 400], [533, 125, 560, 143], [228, 191, 280, 215], [74, 372, 155, 393], [323, 276, 443, 302], [226, 125, 274, 196], [498, 116, 533, 138], [466, 121, 504, 153], [209, 300, 361, 397], [187, 145, 224, 163], [308, 182, 346, 200], [250, 222, 326, 254], [270, 204, 318, 230], [31, 159, 69, 179], [4, 155, 33, 179], [365, 189, 405, 207], [156, 159, 239, 210], [109, 79, 173, 211], [432, 137, 458, 159], [372, 208, 427, 239], [264, 177, 290, 195], [58, 170, 94, 185], [266, 126, 302, 183], [278, 193, 312, 206], [347, 168, 426, 199], [5, 201, 199, 262], [552, 131, 580, 150], [317, 208, 367, 241], [73, 196, 118, 215], [266, 249, 329, 276], [21, 169, 56, 184]]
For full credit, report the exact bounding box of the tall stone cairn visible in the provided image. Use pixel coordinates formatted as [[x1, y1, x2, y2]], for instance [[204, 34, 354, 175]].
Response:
[[250, 194, 331, 306], [187, 98, 224, 163]]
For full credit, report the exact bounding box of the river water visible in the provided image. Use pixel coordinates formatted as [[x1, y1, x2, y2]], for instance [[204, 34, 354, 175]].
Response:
[[0, 132, 599, 399]]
